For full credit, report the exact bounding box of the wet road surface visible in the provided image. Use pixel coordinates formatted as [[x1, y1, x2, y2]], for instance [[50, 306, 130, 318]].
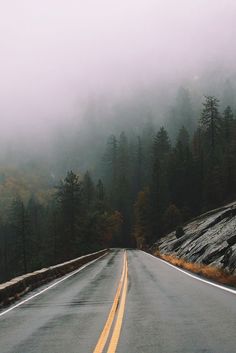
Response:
[[0, 249, 235, 353]]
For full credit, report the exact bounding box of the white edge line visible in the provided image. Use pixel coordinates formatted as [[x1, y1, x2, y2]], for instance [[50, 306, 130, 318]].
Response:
[[0, 252, 107, 318], [142, 251, 236, 295]]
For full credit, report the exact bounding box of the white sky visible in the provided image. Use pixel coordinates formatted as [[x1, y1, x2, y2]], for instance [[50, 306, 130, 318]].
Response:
[[0, 0, 235, 137]]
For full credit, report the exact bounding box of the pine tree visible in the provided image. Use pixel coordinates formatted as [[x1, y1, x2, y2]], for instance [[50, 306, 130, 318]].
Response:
[[168, 126, 193, 214], [134, 136, 143, 194], [200, 96, 221, 153], [153, 127, 171, 159], [116, 131, 131, 245], [141, 116, 155, 184], [103, 135, 118, 190], [152, 127, 171, 207], [151, 127, 171, 238], [56, 171, 81, 259], [117, 132, 129, 176], [133, 188, 152, 248], [82, 171, 95, 210]]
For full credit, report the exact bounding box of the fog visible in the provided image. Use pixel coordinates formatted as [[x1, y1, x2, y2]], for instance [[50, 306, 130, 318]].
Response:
[[0, 0, 236, 153], [1, 1, 236, 276]]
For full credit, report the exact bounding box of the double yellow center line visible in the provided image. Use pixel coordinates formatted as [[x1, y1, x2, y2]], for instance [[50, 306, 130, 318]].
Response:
[[93, 251, 128, 353]]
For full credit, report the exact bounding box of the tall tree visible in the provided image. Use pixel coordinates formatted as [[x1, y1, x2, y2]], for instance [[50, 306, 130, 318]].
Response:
[[82, 171, 95, 210], [141, 116, 155, 184], [56, 171, 81, 259], [200, 96, 221, 153], [151, 127, 171, 238], [168, 126, 193, 215], [133, 188, 152, 248], [134, 136, 144, 194], [103, 135, 118, 188], [153, 127, 171, 159], [116, 132, 131, 245]]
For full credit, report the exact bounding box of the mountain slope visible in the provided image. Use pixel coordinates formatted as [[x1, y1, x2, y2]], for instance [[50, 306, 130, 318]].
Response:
[[153, 202, 236, 275]]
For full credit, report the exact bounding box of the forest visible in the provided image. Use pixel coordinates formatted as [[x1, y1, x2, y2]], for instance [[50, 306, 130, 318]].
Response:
[[0, 92, 236, 284]]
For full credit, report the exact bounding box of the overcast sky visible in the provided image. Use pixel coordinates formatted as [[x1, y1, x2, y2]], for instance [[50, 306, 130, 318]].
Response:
[[0, 0, 236, 138]]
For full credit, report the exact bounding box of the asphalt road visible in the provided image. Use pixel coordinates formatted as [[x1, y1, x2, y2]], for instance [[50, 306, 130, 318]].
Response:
[[0, 249, 235, 353]]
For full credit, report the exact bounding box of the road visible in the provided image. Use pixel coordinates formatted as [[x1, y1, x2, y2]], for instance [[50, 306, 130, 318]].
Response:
[[0, 249, 235, 353]]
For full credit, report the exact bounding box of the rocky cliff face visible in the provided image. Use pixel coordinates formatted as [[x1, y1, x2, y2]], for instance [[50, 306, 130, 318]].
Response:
[[153, 202, 236, 275]]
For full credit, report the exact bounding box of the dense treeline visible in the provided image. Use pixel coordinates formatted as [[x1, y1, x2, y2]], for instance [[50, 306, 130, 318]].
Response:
[[101, 96, 236, 248], [0, 95, 236, 283], [0, 171, 122, 283]]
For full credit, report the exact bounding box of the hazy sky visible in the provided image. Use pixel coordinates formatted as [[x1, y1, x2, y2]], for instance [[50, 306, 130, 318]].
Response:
[[0, 0, 236, 138]]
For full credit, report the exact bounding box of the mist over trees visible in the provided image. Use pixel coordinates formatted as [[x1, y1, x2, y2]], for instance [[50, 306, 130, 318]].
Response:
[[1, 49, 236, 278], [1, 0, 236, 291], [1, 83, 236, 283]]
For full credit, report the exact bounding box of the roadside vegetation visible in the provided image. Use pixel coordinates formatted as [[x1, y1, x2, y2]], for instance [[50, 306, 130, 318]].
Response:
[[155, 252, 236, 288]]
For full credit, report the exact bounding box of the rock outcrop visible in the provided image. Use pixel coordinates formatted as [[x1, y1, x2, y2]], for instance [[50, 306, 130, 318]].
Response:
[[153, 202, 236, 275]]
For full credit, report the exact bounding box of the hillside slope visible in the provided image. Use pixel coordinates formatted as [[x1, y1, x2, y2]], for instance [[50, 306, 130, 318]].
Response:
[[153, 202, 236, 275]]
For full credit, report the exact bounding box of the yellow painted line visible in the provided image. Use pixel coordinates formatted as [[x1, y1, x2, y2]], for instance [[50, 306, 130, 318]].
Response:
[[93, 251, 126, 353], [107, 253, 128, 353]]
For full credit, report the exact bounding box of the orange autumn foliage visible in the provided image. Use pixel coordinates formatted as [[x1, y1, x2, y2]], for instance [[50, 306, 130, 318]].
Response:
[[154, 252, 236, 287]]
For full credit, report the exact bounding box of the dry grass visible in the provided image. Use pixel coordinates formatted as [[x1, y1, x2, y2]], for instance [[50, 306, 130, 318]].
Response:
[[154, 252, 236, 288]]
